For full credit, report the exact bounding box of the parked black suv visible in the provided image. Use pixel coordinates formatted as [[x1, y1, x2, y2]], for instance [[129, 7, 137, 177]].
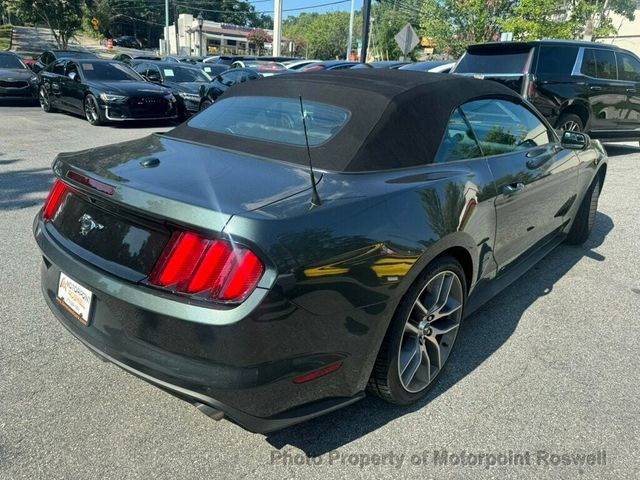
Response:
[[452, 40, 640, 141]]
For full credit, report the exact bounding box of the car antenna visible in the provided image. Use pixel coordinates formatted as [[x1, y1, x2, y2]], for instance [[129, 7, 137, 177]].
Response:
[[299, 95, 322, 207]]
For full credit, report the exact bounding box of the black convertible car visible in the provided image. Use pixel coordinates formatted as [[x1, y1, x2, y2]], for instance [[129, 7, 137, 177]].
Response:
[[0, 52, 38, 101], [34, 70, 607, 432], [38, 58, 178, 125]]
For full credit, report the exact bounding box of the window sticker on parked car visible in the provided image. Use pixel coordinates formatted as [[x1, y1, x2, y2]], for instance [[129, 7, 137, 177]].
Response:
[[82, 63, 94, 70], [164, 69, 175, 77]]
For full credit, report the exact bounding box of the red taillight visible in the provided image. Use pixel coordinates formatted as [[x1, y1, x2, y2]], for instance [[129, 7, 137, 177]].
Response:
[[43, 179, 69, 220], [149, 231, 264, 303]]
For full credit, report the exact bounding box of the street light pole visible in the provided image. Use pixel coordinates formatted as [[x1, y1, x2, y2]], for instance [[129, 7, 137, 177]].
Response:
[[197, 12, 204, 57], [273, 0, 282, 56], [346, 0, 355, 60], [360, 0, 372, 63]]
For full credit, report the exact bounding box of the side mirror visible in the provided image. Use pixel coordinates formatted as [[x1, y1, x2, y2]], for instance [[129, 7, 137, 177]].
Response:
[[560, 130, 590, 150], [68, 72, 79, 82]]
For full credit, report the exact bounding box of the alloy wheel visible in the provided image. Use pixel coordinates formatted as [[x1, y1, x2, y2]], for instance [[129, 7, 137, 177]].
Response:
[[85, 97, 99, 124], [39, 88, 49, 111], [561, 120, 580, 132], [398, 270, 463, 393]]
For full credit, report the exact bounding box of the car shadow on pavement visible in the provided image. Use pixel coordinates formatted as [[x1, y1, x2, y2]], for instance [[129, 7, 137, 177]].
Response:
[[0, 161, 53, 211], [265, 212, 614, 456]]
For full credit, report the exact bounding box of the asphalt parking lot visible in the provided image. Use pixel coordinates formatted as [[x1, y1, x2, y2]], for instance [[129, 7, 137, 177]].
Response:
[[1, 102, 639, 479]]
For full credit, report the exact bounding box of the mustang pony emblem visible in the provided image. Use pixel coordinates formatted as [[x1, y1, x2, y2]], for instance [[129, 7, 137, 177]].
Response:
[[78, 214, 104, 236]]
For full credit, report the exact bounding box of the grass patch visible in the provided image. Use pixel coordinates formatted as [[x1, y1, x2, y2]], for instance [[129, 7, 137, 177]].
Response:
[[0, 24, 12, 50]]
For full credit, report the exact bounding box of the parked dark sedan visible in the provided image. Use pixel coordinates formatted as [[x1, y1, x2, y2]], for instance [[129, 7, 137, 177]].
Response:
[[0, 52, 38, 101], [38, 58, 177, 125], [371, 60, 410, 69], [34, 70, 607, 432], [131, 60, 211, 117], [32, 50, 97, 74], [198, 67, 261, 110]]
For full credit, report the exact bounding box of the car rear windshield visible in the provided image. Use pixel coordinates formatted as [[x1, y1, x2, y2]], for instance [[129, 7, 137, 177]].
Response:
[[0, 55, 26, 69], [80, 62, 142, 81], [161, 66, 209, 82], [188, 96, 350, 147], [455, 47, 532, 74]]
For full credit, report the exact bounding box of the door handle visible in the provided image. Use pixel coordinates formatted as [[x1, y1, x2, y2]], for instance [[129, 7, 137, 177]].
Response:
[[626, 88, 637, 93], [589, 86, 602, 91], [503, 182, 524, 195]]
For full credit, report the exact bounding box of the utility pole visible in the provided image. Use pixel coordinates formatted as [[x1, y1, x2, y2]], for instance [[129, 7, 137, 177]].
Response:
[[360, 0, 372, 63], [346, 0, 355, 60], [165, 0, 169, 26], [273, 0, 282, 56]]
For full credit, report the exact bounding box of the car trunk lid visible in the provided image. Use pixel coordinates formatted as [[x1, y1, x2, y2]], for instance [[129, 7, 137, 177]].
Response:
[[47, 133, 315, 280]]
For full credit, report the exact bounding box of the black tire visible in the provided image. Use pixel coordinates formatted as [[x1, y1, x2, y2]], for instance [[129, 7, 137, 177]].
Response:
[[84, 94, 103, 126], [38, 86, 55, 113], [368, 256, 467, 405], [565, 176, 601, 245], [199, 99, 212, 112], [556, 113, 584, 133]]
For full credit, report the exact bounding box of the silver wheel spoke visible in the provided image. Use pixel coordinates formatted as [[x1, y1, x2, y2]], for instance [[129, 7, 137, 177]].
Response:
[[404, 321, 421, 336], [438, 297, 463, 317], [430, 317, 459, 336], [424, 335, 441, 371], [400, 340, 421, 385], [414, 299, 429, 317], [420, 344, 431, 384]]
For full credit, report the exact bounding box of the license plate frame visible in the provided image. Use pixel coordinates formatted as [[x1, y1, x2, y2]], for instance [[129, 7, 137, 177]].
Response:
[[57, 272, 93, 325]]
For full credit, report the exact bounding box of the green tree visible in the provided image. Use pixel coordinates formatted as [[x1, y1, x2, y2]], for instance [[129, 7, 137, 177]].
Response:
[[284, 11, 361, 60], [7, 0, 84, 49], [419, 0, 514, 57], [372, 1, 422, 60], [501, 0, 636, 40]]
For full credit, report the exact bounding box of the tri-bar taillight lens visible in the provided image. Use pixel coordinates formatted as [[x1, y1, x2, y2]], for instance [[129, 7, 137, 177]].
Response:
[[43, 179, 69, 220], [148, 231, 264, 303]]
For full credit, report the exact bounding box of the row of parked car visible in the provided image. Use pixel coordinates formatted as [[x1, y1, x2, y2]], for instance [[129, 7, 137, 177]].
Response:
[[2, 40, 640, 142]]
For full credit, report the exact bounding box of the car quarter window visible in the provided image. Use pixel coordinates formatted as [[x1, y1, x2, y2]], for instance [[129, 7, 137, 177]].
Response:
[[460, 99, 552, 157], [582, 48, 617, 79], [434, 108, 483, 163], [616, 52, 640, 82]]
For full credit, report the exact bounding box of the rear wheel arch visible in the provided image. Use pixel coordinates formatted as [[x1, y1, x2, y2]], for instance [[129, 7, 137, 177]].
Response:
[[557, 102, 590, 130]]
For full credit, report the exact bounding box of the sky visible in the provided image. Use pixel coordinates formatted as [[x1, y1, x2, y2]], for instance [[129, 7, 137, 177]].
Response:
[[248, 0, 363, 18]]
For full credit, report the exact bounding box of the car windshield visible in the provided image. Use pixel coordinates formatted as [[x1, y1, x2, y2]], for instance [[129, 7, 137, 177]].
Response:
[[0, 55, 26, 69], [455, 48, 531, 74], [160, 66, 210, 82], [244, 61, 285, 70], [80, 62, 142, 81], [188, 96, 350, 147]]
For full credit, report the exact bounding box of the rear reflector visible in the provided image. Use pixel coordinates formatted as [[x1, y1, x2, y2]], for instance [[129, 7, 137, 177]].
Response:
[[43, 180, 69, 220], [293, 362, 343, 384], [148, 231, 264, 303]]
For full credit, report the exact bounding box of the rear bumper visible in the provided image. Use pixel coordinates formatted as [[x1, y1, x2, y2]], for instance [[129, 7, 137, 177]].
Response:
[[34, 216, 368, 432]]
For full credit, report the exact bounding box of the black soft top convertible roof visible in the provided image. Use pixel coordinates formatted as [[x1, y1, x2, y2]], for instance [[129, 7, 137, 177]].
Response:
[[169, 69, 523, 172]]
